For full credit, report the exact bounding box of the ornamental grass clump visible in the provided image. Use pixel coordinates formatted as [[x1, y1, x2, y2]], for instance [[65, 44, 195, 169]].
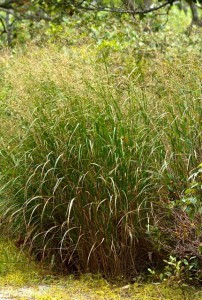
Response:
[[0, 46, 201, 277]]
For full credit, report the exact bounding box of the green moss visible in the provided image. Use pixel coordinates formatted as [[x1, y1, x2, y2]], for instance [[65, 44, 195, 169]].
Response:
[[14, 281, 202, 300], [0, 239, 201, 299], [0, 238, 45, 286]]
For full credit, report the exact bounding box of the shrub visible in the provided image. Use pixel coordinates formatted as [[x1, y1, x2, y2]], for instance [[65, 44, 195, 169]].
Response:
[[149, 164, 202, 283]]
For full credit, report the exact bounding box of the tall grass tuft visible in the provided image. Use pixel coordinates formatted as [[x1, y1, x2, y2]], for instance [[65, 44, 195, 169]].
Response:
[[0, 46, 201, 277]]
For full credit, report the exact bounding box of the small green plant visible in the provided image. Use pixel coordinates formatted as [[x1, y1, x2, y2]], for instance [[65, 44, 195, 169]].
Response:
[[148, 255, 201, 283], [162, 255, 200, 283], [170, 163, 202, 219]]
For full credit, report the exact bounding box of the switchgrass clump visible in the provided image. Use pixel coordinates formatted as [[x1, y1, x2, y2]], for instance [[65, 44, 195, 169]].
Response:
[[0, 46, 201, 277]]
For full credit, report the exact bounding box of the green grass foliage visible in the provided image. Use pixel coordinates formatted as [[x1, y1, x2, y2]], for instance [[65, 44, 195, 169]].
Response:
[[0, 45, 201, 278]]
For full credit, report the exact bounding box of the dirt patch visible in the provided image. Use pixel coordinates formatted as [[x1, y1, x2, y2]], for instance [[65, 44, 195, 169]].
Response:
[[0, 285, 51, 299]]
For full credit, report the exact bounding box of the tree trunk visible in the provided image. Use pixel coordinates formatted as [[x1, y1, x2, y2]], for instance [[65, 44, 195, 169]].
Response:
[[5, 12, 13, 46], [187, 1, 202, 27]]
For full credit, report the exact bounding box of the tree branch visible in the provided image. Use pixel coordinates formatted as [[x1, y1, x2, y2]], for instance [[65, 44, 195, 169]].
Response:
[[0, 0, 17, 9], [0, 15, 6, 34], [0, 7, 14, 14], [20, 12, 52, 22], [78, 0, 175, 15]]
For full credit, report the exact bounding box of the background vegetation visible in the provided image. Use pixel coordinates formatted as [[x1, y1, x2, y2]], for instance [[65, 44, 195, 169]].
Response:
[[0, 0, 202, 46]]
